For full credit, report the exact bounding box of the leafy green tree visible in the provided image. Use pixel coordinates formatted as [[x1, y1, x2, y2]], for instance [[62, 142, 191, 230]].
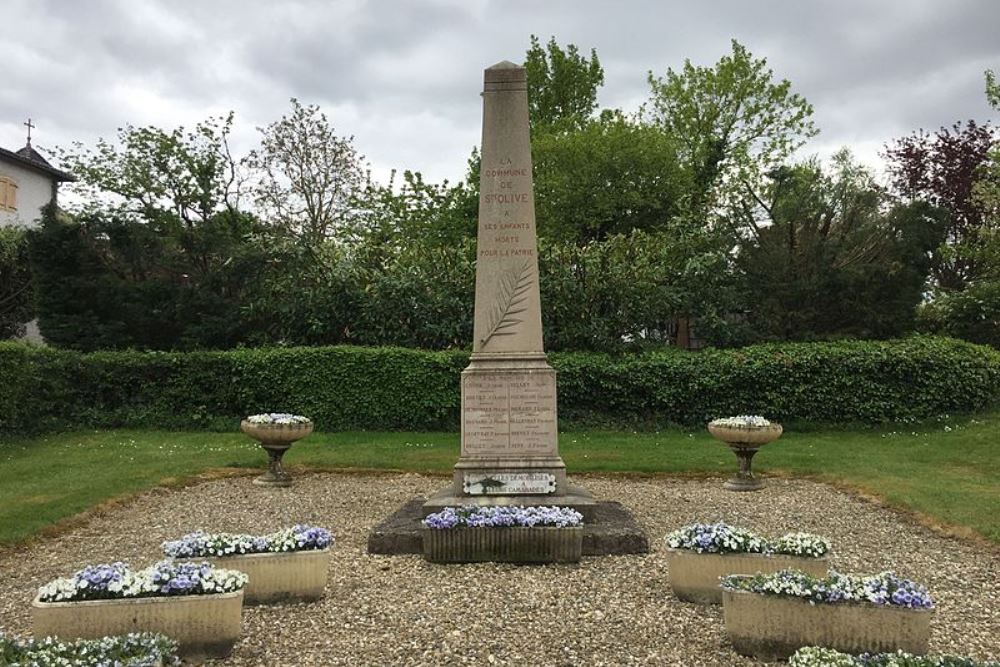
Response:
[[740, 151, 944, 340], [972, 71, 1000, 231], [356, 240, 476, 349], [29, 206, 270, 351], [461, 37, 689, 245], [986, 69, 1000, 111], [543, 228, 745, 350], [531, 112, 688, 243], [246, 99, 367, 245], [242, 240, 365, 346], [524, 35, 604, 130], [57, 114, 241, 226], [918, 280, 1000, 348], [0, 227, 34, 339], [351, 169, 476, 250], [645, 39, 818, 226]]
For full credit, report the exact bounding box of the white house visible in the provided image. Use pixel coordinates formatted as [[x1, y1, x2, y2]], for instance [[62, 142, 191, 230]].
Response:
[[0, 132, 75, 229]]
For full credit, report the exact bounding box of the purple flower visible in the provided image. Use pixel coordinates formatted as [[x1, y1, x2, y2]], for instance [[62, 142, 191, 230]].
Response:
[[722, 569, 934, 609], [162, 525, 333, 557], [422, 506, 584, 529]]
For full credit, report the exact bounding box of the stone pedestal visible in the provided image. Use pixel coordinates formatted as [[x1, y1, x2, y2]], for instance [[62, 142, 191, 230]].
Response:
[[422, 354, 596, 516]]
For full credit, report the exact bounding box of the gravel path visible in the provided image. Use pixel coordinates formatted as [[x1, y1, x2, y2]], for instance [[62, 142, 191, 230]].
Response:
[[0, 473, 997, 666]]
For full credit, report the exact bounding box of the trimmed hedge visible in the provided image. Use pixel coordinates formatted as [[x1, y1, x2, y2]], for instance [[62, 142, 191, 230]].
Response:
[[2, 336, 999, 435]]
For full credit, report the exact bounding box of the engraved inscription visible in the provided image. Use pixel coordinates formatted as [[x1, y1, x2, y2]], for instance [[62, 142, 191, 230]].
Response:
[[463, 472, 556, 495], [462, 372, 557, 456]]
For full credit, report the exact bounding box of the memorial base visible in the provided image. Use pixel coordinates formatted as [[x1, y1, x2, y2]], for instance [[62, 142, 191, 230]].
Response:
[[422, 483, 599, 520], [369, 498, 649, 556]]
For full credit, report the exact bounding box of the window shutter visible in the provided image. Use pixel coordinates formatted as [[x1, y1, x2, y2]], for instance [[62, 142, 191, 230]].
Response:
[[0, 177, 18, 211]]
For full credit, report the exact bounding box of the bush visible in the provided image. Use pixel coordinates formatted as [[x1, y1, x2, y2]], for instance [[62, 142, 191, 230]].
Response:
[[918, 282, 1000, 348], [1, 336, 997, 435], [0, 226, 34, 339]]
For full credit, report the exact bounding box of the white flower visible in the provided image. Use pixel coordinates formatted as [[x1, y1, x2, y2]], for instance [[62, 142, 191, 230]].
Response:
[[710, 415, 771, 428]]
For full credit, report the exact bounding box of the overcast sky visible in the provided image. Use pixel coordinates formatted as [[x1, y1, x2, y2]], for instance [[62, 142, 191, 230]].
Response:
[[2, 0, 998, 186]]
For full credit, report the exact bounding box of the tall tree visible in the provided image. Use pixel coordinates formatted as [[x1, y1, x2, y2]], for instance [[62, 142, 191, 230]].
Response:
[[531, 111, 688, 243], [645, 39, 817, 227], [0, 227, 33, 339], [57, 114, 241, 226], [986, 69, 1000, 111], [741, 150, 943, 340], [523, 35, 604, 130], [973, 71, 1000, 231], [884, 120, 998, 290], [246, 98, 366, 245], [916, 71, 1000, 348]]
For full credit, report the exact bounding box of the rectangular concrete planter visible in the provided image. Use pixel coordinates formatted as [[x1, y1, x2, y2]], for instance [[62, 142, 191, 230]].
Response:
[[32, 590, 243, 659], [423, 526, 583, 563], [666, 548, 830, 604], [179, 548, 329, 604], [722, 586, 932, 660]]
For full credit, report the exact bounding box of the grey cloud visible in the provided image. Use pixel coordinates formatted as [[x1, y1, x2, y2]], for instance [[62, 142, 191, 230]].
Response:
[[2, 0, 997, 184]]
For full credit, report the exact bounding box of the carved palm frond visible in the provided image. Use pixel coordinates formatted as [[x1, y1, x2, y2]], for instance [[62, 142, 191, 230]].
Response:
[[480, 260, 533, 347]]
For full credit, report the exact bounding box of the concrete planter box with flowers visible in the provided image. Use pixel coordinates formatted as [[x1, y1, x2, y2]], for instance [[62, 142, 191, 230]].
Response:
[[789, 646, 998, 667], [1, 632, 180, 667], [664, 523, 832, 604], [721, 570, 934, 660], [667, 549, 830, 604], [32, 561, 247, 659], [178, 549, 329, 604], [422, 506, 584, 564], [33, 591, 243, 659], [164, 525, 333, 604]]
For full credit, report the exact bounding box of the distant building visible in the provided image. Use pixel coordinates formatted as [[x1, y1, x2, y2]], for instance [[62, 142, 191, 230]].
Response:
[[0, 120, 75, 228]]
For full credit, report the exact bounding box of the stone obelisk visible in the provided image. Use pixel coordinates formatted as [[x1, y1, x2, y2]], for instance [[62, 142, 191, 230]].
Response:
[[425, 61, 594, 515]]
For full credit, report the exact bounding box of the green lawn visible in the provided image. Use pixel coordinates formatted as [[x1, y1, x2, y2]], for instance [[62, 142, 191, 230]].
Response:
[[2, 415, 998, 546]]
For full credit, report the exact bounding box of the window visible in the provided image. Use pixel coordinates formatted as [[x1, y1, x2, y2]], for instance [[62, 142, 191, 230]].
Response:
[[0, 176, 17, 212]]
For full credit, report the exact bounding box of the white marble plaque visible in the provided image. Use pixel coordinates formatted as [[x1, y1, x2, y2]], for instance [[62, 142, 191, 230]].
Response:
[[463, 472, 556, 495]]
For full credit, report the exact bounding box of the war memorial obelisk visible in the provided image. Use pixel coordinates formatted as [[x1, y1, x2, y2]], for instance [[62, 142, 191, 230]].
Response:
[[424, 61, 595, 515]]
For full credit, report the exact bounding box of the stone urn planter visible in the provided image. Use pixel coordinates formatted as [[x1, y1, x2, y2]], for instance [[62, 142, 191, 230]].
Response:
[[240, 414, 314, 487], [722, 572, 933, 660], [32, 590, 244, 659], [422, 506, 584, 564], [667, 549, 829, 604], [178, 549, 330, 604], [707, 416, 783, 491]]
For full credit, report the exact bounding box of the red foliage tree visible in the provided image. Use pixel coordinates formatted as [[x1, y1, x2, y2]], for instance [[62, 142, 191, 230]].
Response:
[[884, 120, 997, 290]]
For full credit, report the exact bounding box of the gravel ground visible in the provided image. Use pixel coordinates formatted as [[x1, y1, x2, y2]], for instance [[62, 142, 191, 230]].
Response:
[[0, 473, 997, 666]]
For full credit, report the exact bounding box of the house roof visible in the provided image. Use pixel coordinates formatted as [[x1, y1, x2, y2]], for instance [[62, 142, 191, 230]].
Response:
[[0, 144, 76, 182]]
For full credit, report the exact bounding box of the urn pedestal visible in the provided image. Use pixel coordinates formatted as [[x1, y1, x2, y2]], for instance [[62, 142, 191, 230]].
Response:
[[240, 420, 313, 487], [707, 422, 783, 491]]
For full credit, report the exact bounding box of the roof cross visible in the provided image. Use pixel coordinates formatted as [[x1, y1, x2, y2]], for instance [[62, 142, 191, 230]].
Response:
[[24, 118, 35, 145]]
